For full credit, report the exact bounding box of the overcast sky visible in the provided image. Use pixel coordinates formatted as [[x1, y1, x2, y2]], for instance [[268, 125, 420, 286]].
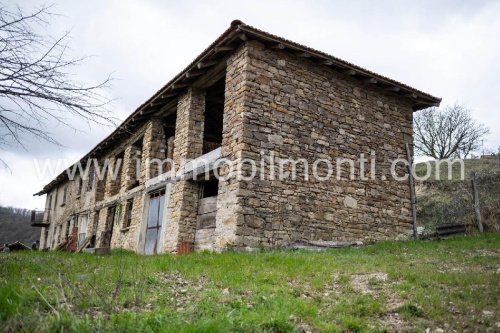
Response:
[[1, 0, 499, 209]]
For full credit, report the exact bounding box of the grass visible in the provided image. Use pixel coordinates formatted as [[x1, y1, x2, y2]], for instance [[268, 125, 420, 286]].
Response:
[[1, 234, 499, 332]]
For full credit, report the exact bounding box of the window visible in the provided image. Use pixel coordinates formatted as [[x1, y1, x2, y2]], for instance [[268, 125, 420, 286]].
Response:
[[200, 178, 219, 198], [43, 228, 49, 248], [123, 199, 133, 229], [77, 176, 83, 196], [47, 195, 52, 222], [61, 187, 67, 205], [129, 138, 143, 189], [87, 167, 94, 191], [64, 220, 70, 240], [78, 214, 88, 247]]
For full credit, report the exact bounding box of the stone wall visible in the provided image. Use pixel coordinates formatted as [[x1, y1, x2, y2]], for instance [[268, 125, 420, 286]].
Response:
[[40, 117, 164, 253], [214, 41, 415, 250]]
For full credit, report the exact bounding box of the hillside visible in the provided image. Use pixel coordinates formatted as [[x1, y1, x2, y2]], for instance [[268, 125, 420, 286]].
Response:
[[0, 206, 39, 245], [415, 159, 500, 232]]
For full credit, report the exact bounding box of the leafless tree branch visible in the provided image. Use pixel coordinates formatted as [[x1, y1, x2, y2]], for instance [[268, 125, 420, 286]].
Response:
[[414, 104, 489, 159], [0, 3, 116, 154]]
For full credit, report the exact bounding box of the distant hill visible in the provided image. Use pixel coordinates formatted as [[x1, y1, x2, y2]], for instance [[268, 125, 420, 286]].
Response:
[[415, 158, 500, 181], [0, 206, 39, 245], [415, 158, 500, 233]]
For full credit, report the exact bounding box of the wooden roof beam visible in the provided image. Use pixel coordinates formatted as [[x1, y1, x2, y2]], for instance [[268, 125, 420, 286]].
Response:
[[185, 70, 204, 79], [171, 82, 191, 89], [271, 43, 286, 50], [197, 59, 218, 69], [345, 69, 356, 76], [386, 86, 401, 92], [214, 45, 235, 53]]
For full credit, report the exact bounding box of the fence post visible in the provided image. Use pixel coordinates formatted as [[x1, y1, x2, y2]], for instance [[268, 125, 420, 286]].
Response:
[[471, 172, 484, 233], [405, 143, 418, 239]]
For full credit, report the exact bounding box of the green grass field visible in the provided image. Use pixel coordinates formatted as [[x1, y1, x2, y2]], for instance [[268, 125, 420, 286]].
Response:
[[1, 234, 499, 332]]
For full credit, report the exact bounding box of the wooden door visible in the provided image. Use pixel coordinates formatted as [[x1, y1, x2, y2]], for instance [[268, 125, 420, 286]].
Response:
[[144, 190, 165, 255]]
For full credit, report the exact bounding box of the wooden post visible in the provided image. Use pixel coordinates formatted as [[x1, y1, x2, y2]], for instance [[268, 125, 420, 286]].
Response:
[[405, 143, 418, 239], [471, 172, 484, 233]]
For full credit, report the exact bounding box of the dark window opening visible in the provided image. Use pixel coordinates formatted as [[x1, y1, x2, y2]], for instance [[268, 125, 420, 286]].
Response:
[[61, 187, 67, 205], [199, 178, 219, 198], [129, 138, 143, 189], [77, 176, 83, 196], [47, 195, 52, 222], [123, 199, 133, 229], [87, 166, 94, 192], [203, 76, 225, 154], [89, 210, 99, 248], [162, 112, 177, 171], [100, 205, 116, 248]]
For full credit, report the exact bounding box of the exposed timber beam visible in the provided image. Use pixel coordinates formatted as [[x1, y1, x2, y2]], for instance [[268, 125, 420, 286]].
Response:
[[214, 45, 235, 53], [386, 86, 401, 92], [271, 43, 286, 50], [185, 70, 204, 79], [171, 82, 190, 89], [197, 59, 218, 69]]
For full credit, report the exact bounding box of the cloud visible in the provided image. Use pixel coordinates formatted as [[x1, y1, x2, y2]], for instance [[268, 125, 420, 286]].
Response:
[[3, 0, 500, 208]]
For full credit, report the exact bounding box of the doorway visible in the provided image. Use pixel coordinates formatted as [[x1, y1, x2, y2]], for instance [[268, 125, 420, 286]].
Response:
[[144, 190, 165, 255], [100, 206, 116, 248]]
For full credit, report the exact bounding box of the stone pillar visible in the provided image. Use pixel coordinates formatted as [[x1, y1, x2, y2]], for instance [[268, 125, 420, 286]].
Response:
[[163, 88, 205, 252], [120, 145, 138, 192], [141, 119, 166, 181], [104, 155, 116, 198], [213, 42, 255, 251]]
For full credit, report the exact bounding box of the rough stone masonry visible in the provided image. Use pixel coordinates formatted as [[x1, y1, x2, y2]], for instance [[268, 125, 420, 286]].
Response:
[[32, 20, 441, 254]]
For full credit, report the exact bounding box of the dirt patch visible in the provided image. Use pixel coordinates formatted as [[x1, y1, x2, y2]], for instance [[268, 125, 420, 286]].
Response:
[[350, 272, 388, 294], [157, 271, 209, 310]]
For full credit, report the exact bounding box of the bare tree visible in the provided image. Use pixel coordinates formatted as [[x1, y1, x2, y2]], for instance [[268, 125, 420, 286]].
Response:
[[0, 3, 114, 155], [414, 104, 489, 159]]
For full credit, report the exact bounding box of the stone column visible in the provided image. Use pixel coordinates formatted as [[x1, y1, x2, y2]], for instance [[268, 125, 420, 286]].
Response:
[[213, 42, 256, 251], [120, 145, 138, 193], [141, 118, 166, 181], [163, 88, 205, 252]]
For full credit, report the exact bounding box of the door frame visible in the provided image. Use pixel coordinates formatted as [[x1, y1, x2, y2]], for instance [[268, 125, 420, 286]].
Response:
[[137, 183, 171, 254]]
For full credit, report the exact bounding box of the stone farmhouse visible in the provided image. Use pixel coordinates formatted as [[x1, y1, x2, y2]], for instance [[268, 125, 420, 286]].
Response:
[[32, 21, 440, 254]]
